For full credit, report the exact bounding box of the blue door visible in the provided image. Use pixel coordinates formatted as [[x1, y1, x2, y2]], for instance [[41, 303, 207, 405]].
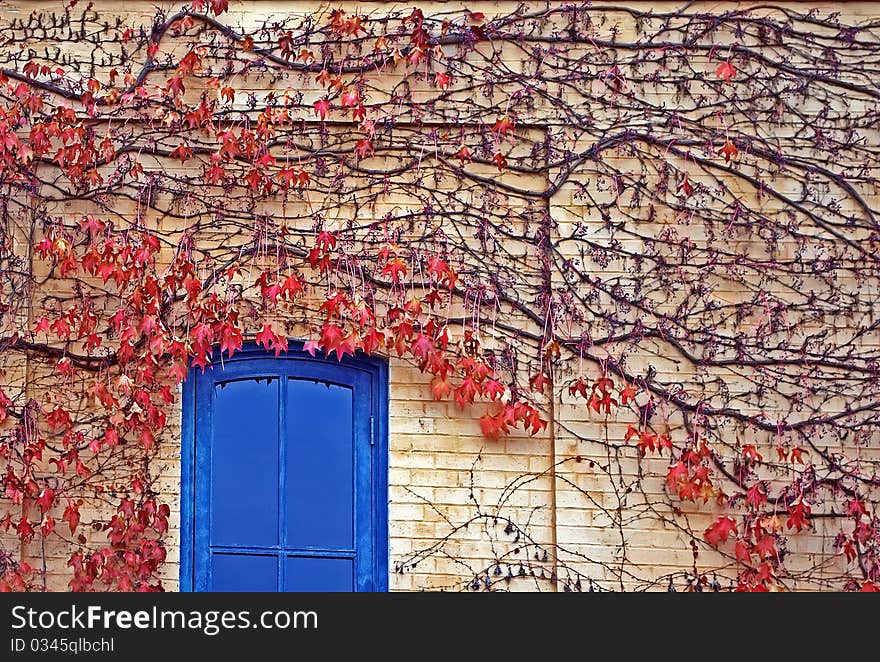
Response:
[[180, 345, 388, 592]]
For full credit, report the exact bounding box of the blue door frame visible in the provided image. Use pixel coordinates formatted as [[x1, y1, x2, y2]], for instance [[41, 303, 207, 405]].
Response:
[[180, 343, 388, 591]]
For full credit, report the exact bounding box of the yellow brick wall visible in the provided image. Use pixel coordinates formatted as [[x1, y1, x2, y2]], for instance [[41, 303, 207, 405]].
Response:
[[2, 0, 878, 591]]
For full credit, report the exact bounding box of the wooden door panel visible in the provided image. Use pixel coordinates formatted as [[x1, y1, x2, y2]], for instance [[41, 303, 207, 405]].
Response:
[[182, 347, 388, 592]]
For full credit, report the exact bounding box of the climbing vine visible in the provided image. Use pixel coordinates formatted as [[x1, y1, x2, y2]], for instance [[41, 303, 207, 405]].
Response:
[[0, 1, 879, 591]]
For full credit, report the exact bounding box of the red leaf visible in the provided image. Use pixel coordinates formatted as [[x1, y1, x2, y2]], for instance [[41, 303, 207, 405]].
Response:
[[704, 516, 738, 546], [745, 483, 767, 509], [410, 333, 435, 361], [716, 60, 736, 83], [846, 498, 867, 520], [36, 488, 55, 514], [454, 377, 480, 409], [568, 378, 589, 400], [426, 256, 457, 287], [430, 376, 452, 400], [170, 143, 192, 163], [316, 230, 337, 250], [657, 434, 673, 453], [104, 426, 119, 447], [303, 339, 322, 357], [34, 316, 50, 335], [382, 257, 407, 283], [718, 139, 738, 163], [204, 161, 226, 185], [754, 535, 777, 560], [855, 520, 873, 545], [479, 412, 507, 440], [46, 406, 72, 430], [453, 144, 472, 163], [220, 324, 243, 358], [625, 424, 640, 442], [16, 517, 34, 543], [166, 75, 186, 96], [786, 500, 811, 532], [354, 138, 374, 160], [677, 174, 694, 197], [0, 388, 11, 422], [666, 461, 689, 491], [523, 406, 547, 435], [619, 383, 638, 405], [50, 316, 71, 339], [483, 379, 506, 401], [360, 326, 386, 354], [341, 87, 360, 107], [492, 151, 507, 171], [756, 562, 774, 585], [320, 324, 355, 361], [333, 334, 356, 361], [244, 169, 263, 191], [140, 428, 155, 450], [742, 444, 763, 462], [434, 71, 451, 90], [529, 372, 551, 394], [735, 539, 752, 565], [62, 502, 80, 534], [789, 447, 807, 464], [492, 115, 515, 136], [314, 98, 331, 121], [256, 323, 276, 351]]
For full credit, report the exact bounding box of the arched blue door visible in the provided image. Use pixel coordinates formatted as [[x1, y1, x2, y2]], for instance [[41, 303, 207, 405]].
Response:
[[180, 345, 388, 592]]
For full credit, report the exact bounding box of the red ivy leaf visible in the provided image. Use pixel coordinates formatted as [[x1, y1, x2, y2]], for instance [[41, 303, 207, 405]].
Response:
[[453, 144, 472, 163], [36, 488, 55, 514], [479, 412, 507, 440], [492, 151, 507, 171], [529, 372, 551, 394], [484, 379, 506, 401], [619, 382, 638, 405], [716, 60, 736, 83], [220, 324, 243, 357], [786, 501, 811, 532], [303, 338, 322, 357], [314, 98, 331, 121], [430, 375, 452, 400], [704, 516, 738, 546], [382, 257, 408, 283], [354, 138, 374, 160], [666, 461, 689, 491], [492, 115, 515, 136], [719, 139, 738, 162], [735, 539, 752, 565], [754, 535, 777, 560], [745, 483, 767, 509], [62, 502, 80, 534], [742, 444, 763, 462], [434, 71, 451, 90]]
